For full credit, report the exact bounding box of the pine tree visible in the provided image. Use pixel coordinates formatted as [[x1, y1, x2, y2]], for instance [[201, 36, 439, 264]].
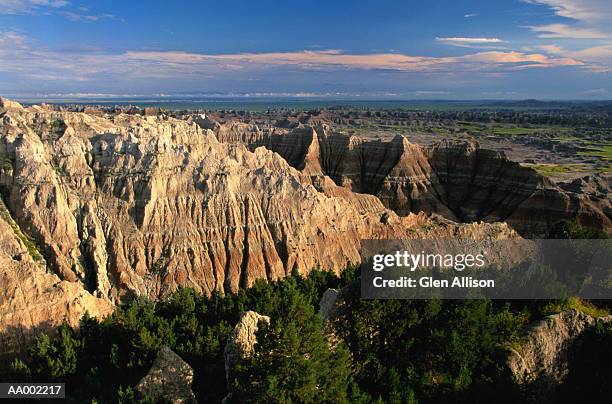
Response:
[[231, 284, 359, 403]]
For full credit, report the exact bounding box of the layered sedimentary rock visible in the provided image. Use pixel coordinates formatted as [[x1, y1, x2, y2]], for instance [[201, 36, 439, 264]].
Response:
[[224, 311, 270, 401], [557, 175, 612, 230], [507, 310, 612, 385], [425, 140, 611, 235], [136, 346, 198, 404], [0, 199, 113, 355], [210, 122, 610, 236], [2, 98, 517, 313]]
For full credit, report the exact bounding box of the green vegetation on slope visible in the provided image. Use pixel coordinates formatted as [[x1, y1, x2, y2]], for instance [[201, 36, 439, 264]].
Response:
[[540, 297, 609, 318], [2, 270, 346, 403], [577, 144, 612, 161], [2, 263, 609, 403], [0, 199, 45, 263], [548, 219, 610, 240]]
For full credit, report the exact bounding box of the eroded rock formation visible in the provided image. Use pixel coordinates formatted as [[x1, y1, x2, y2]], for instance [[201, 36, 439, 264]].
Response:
[[318, 288, 340, 322], [0, 199, 113, 355], [0, 98, 515, 309], [210, 122, 611, 236], [224, 311, 270, 401], [135, 346, 198, 404], [507, 310, 612, 385]]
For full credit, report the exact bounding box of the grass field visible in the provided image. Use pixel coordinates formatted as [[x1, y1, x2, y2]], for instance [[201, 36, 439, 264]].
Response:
[[577, 144, 612, 161], [522, 163, 611, 177], [490, 126, 543, 135], [456, 122, 575, 136]]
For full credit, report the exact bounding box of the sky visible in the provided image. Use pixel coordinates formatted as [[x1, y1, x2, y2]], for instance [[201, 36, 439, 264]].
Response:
[[0, 0, 611, 100]]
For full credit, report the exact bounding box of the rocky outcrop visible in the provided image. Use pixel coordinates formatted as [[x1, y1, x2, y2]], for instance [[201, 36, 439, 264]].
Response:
[[425, 140, 611, 236], [318, 288, 340, 322], [0, 99, 515, 306], [224, 311, 270, 372], [507, 310, 612, 385], [0, 98, 25, 114], [0, 199, 112, 355], [318, 288, 342, 347], [224, 311, 270, 401], [211, 123, 610, 236], [558, 175, 612, 230], [207, 119, 285, 145], [135, 346, 198, 404]]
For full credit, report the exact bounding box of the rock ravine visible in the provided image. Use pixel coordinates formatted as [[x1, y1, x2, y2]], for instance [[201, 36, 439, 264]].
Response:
[[209, 123, 611, 236]]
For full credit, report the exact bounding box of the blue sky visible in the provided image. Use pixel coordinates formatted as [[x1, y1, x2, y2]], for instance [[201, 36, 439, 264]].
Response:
[[0, 0, 611, 99]]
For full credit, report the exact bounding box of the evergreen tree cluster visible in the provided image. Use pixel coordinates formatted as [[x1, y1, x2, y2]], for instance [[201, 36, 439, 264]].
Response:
[[1, 265, 610, 403]]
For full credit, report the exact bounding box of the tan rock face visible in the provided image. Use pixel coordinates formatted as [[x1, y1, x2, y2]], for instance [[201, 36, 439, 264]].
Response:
[[224, 311, 270, 364], [507, 310, 612, 385], [212, 123, 611, 236], [224, 311, 270, 400], [136, 346, 198, 404], [0, 100, 515, 306], [0, 199, 112, 355]]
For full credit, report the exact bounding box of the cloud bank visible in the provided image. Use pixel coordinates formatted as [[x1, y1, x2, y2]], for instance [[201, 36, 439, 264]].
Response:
[[521, 0, 612, 72], [0, 0, 68, 14], [0, 32, 582, 87]]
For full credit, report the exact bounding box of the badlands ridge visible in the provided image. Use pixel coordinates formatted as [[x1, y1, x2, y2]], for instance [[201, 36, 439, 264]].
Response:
[[0, 98, 609, 351]]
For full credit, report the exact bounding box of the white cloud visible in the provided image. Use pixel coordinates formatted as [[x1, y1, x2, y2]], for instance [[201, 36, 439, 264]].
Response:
[[526, 23, 608, 39], [524, 44, 567, 54], [0, 31, 28, 49], [59, 11, 114, 22], [520, 1, 612, 71], [117, 49, 580, 75], [522, 1, 612, 39], [0, 0, 68, 14], [567, 44, 612, 71], [0, 33, 583, 86], [523, 0, 612, 22], [435, 37, 508, 50], [464, 14, 477, 18], [570, 44, 612, 60], [0, 1, 111, 22], [536, 44, 565, 54], [436, 37, 505, 44]]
